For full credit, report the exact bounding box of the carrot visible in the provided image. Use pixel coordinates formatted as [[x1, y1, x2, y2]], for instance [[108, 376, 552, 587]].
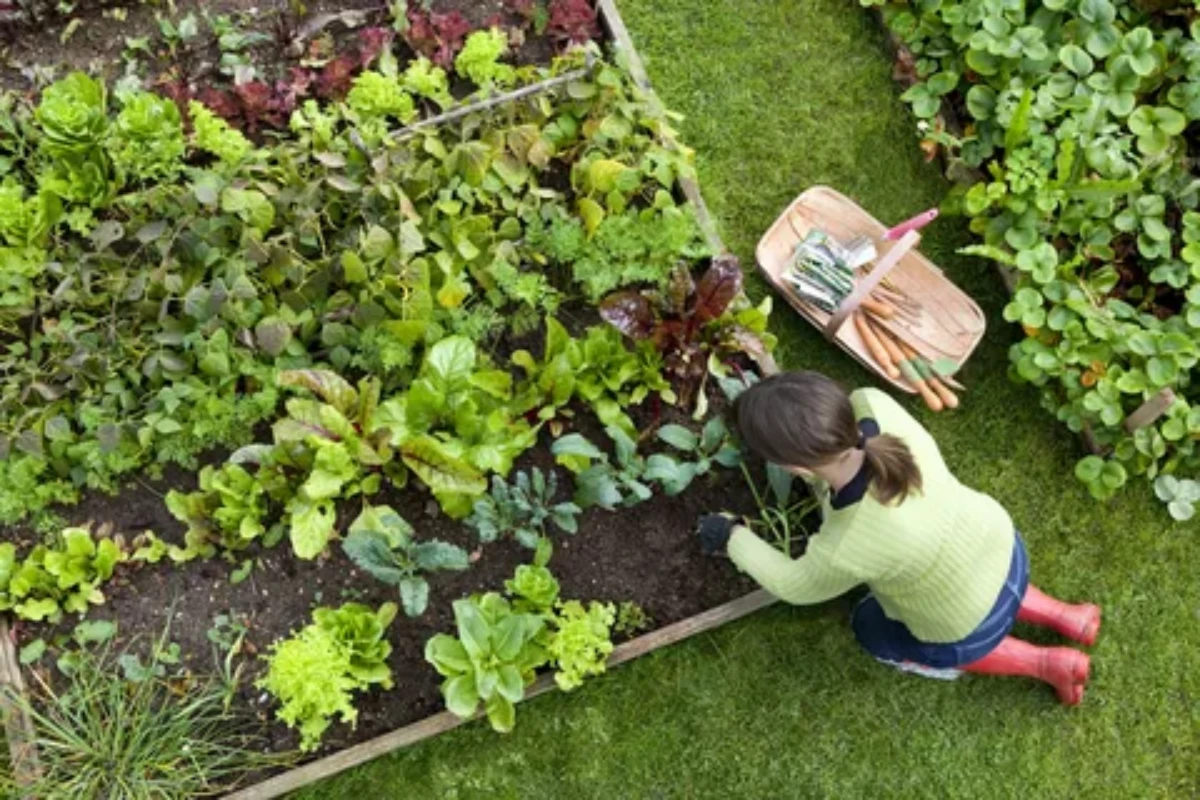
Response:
[[898, 340, 959, 410], [860, 297, 896, 319], [854, 312, 900, 380], [870, 321, 943, 412]]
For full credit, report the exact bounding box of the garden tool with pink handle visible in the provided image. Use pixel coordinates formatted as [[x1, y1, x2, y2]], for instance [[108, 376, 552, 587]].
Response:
[[883, 208, 939, 240]]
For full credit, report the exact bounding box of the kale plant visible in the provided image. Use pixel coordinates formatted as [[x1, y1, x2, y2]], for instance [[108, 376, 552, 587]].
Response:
[[466, 468, 581, 550], [341, 504, 469, 617]]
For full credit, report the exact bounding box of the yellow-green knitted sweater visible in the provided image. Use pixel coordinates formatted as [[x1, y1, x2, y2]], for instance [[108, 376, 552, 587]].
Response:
[[728, 388, 1015, 643]]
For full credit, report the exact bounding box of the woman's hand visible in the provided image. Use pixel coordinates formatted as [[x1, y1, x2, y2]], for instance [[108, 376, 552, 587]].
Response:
[[696, 513, 746, 555]]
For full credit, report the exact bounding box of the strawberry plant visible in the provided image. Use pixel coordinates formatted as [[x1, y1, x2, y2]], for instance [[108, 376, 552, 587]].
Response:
[[873, 0, 1200, 511], [341, 504, 469, 617]]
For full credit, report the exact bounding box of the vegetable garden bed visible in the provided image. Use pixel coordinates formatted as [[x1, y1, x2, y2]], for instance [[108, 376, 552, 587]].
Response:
[[0, 1, 799, 796]]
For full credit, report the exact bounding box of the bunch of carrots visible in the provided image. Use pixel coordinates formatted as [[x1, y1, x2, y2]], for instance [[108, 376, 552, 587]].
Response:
[[853, 304, 959, 412]]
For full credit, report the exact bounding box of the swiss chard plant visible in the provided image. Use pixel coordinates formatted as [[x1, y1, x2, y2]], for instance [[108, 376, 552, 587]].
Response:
[[466, 468, 582, 550], [341, 504, 470, 617], [601, 257, 775, 409]]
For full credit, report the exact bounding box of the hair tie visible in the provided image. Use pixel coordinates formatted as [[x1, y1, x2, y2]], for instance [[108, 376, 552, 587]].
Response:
[[856, 431, 867, 450]]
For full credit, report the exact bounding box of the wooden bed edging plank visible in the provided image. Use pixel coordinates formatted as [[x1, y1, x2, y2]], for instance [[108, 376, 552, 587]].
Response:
[[0, 616, 41, 798], [223, 589, 777, 800]]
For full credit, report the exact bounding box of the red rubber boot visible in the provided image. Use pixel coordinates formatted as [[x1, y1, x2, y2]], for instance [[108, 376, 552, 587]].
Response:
[[1018, 584, 1101, 646], [962, 636, 1090, 706]]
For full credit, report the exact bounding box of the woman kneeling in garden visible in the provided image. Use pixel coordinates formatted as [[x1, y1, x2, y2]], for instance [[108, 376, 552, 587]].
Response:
[[699, 371, 1101, 705]]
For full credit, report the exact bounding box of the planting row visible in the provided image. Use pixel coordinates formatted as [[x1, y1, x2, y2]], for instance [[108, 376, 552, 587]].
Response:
[[871, 0, 1200, 516]]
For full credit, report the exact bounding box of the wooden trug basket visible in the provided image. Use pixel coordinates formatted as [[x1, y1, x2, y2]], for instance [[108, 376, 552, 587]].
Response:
[[756, 186, 987, 393]]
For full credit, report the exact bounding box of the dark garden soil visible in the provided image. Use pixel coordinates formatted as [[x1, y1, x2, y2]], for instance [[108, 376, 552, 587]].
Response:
[[7, 396, 771, 757]]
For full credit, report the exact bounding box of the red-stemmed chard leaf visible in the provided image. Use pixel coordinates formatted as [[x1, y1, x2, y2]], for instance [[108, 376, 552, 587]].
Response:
[[690, 255, 742, 325], [599, 291, 657, 340]]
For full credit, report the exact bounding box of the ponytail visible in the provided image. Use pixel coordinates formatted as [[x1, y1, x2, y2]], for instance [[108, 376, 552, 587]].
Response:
[[862, 434, 922, 505]]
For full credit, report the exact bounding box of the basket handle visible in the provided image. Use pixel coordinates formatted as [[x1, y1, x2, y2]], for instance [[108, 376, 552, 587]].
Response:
[[824, 230, 920, 340]]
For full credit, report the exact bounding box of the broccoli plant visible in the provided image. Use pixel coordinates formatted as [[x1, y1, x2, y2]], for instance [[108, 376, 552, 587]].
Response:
[[425, 592, 548, 733], [466, 468, 581, 550], [551, 427, 652, 510], [341, 504, 469, 617], [643, 418, 742, 496]]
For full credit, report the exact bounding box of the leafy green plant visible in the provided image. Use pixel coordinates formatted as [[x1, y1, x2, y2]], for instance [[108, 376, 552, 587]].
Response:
[[189, 100, 254, 165], [552, 427, 653, 510], [466, 467, 582, 549], [528, 204, 710, 303], [107, 91, 186, 182], [643, 417, 742, 495], [425, 592, 548, 732], [3, 641, 283, 799], [0, 526, 126, 622], [601, 257, 775, 407], [347, 71, 417, 121], [376, 335, 538, 517], [505, 562, 562, 613], [1153, 475, 1199, 521], [613, 601, 651, 637], [513, 318, 674, 438], [341, 504, 469, 617], [877, 0, 1200, 511], [165, 462, 283, 561], [455, 29, 517, 89], [36, 72, 107, 158], [547, 599, 615, 691], [403, 56, 454, 109], [258, 602, 397, 752]]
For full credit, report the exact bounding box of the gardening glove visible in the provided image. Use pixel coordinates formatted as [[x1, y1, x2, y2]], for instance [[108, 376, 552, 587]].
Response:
[[697, 512, 745, 555]]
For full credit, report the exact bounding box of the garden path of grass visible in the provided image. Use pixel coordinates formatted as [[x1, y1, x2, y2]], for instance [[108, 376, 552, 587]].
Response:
[[301, 1, 1200, 796]]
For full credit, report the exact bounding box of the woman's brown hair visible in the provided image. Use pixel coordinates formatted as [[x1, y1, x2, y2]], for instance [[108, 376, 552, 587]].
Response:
[[732, 371, 922, 505]]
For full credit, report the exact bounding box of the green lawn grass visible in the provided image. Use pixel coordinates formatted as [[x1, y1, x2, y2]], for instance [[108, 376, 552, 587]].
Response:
[[299, 1, 1200, 796]]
